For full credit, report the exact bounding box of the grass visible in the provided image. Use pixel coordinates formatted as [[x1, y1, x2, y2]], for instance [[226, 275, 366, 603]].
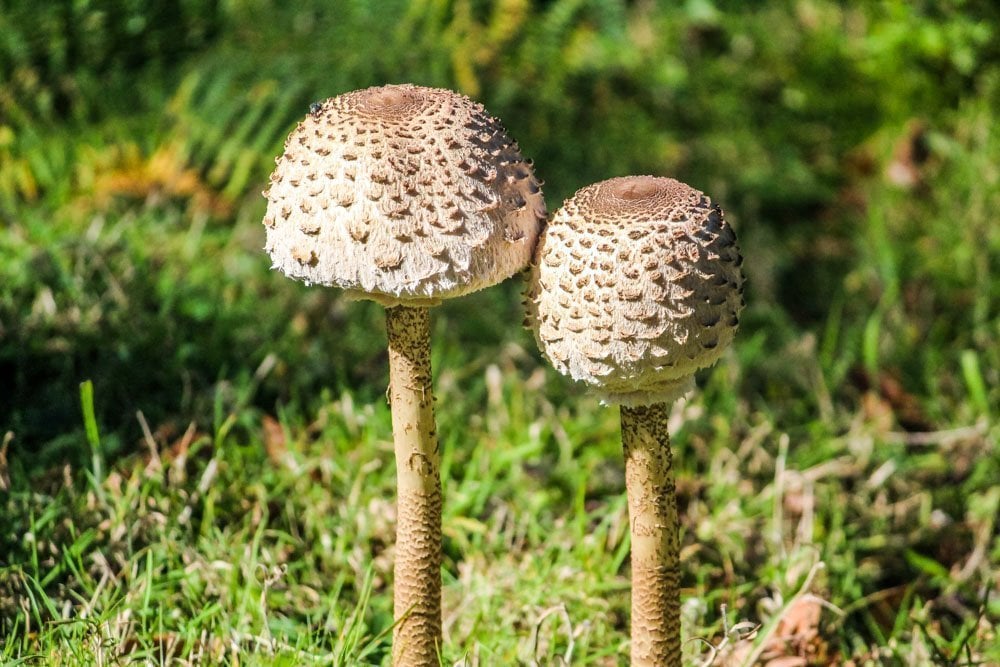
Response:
[[2, 1, 1000, 664], [3, 330, 998, 664]]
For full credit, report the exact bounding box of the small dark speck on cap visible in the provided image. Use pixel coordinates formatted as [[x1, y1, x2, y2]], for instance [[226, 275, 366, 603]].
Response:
[[309, 102, 323, 115]]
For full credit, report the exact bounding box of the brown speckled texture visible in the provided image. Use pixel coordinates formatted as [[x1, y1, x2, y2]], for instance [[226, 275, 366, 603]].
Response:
[[621, 403, 680, 666], [386, 306, 442, 666], [263, 84, 546, 306], [525, 175, 744, 405]]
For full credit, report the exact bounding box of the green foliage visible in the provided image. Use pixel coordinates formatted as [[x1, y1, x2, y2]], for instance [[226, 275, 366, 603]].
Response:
[[0, 0, 221, 208], [0, 0, 220, 118]]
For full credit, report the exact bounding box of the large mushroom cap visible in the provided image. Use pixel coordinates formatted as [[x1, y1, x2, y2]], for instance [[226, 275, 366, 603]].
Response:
[[525, 176, 745, 406], [263, 84, 546, 306]]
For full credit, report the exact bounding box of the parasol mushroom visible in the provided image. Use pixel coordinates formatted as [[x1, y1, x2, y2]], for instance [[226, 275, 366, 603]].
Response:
[[525, 175, 744, 666], [263, 83, 546, 665]]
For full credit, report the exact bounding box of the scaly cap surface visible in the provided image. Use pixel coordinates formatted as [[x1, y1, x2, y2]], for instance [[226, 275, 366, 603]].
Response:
[[263, 84, 546, 306], [526, 176, 744, 406]]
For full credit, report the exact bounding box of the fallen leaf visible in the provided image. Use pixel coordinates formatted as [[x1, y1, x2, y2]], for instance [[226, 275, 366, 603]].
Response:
[[262, 414, 287, 465]]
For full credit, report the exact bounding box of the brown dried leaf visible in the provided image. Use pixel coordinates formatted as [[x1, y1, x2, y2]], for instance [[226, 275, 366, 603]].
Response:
[[262, 414, 287, 464], [764, 657, 807, 667], [772, 595, 821, 642], [162, 422, 201, 462], [877, 373, 934, 432], [861, 390, 894, 435], [760, 596, 827, 665]]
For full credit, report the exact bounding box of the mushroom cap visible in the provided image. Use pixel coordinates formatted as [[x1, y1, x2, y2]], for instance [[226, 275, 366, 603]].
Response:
[[262, 84, 546, 306], [525, 176, 745, 406]]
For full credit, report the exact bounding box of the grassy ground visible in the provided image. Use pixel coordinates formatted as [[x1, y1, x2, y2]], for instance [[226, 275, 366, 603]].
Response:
[[2, 1, 999, 664], [3, 321, 998, 665]]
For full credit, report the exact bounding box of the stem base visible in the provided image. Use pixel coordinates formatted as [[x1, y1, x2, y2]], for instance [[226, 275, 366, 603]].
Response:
[[386, 305, 442, 666], [621, 402, 681, 666]]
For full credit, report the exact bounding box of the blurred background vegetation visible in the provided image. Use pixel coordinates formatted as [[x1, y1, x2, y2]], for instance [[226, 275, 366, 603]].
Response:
[[2, 0, 998, 663], [2, 0, 998, 455]]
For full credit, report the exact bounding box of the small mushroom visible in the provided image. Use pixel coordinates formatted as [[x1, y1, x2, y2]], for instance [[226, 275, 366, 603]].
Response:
[[525, 175, 744, 666], [263, 84, 546, 665]]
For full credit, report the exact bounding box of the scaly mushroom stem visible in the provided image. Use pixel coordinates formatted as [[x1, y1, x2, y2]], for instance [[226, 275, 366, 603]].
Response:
[[620, 402, 681, 666], [386, 305, 442, 666]]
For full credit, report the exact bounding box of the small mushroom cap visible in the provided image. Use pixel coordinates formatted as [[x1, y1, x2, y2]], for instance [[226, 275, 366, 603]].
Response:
[[525, 176, 745, 406], [262, 84, 546, 306]]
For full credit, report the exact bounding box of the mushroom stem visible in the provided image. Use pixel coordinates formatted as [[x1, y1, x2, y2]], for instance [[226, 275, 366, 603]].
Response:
[[385, 305, 442, 666], [620, 402, 681, 666]]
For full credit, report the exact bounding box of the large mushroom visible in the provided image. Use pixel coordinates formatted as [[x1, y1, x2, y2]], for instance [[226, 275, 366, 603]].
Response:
[[263, 84, 546, 665], [525, 176, 744, 665]]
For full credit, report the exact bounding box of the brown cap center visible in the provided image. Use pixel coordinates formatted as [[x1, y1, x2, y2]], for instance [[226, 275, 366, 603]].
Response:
[[567, 176, 706, 226], [607, 175, 662, 201], [354, 85, 427, 120]]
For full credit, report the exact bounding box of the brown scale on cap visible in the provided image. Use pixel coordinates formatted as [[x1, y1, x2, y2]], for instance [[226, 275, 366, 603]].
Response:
[[526, 175, 745, 406], [263, 84, 546, 306]]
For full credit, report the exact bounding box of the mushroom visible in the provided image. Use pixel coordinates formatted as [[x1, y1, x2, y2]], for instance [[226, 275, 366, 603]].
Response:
[[524, 175, 744, 666], [262, 84, 546, 665]]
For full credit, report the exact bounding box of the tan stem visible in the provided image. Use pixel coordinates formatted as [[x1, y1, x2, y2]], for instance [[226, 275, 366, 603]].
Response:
[[386, 305, 442, 666], [620, 402, 681, 666]]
